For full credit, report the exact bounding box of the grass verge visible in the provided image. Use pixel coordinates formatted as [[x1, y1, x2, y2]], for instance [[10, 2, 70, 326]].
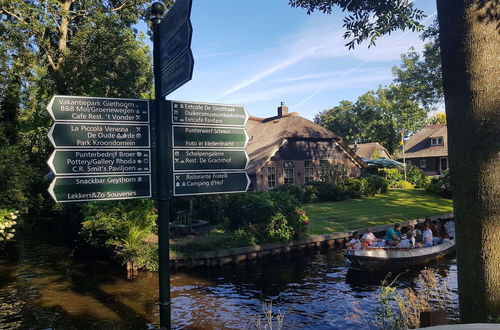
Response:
[[305, 189, 453, 235]]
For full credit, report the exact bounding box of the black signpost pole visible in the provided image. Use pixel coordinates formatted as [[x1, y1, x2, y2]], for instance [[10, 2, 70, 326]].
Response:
[[151, 3, 171, 329]]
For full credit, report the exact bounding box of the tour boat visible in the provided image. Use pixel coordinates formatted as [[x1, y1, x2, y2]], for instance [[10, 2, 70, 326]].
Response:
[[344, 240, 456, 271]]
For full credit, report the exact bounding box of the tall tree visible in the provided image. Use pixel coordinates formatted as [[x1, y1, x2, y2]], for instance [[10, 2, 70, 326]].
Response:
[[290, 0, 500, 322], [0, 0, 157, 211]]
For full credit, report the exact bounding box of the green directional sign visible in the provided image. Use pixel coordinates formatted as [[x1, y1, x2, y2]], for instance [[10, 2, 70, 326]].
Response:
[[47, 95, 149, 123], [160, 20, 192, 71], [171, 101, 248, 126], [49, 174, 151, 202], [161, 49, 194, 97], [48, 149, 151, 175], [173, 149, 248, 171], [49, 123, 150, 148], [173, 171, 250, 196], [173, 125, 247, 148]]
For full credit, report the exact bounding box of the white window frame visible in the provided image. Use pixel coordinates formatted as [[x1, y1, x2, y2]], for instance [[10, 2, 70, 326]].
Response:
[[304, 160, 314, 183], [283, 161, 295, 185], [267, 166, 276, 189], [431, 137, 443, 146], [420, 159, 427, 168]]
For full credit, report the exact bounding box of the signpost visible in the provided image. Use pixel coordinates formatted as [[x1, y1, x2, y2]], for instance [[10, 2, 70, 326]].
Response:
[[48, 123, 150, 148], [47, 95, 149, 123], [173, 172, 250, 196], [161, 49, 194, 97], [171, 100, 248, 126], [48, 174, 152, 202], [172, 125, 247, 148], [48, 149, 151, 175], [172, 149, 248, 171]]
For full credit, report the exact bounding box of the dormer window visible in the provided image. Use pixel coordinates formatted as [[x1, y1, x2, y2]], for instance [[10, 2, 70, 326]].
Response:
[[431, 137, 443, 146]]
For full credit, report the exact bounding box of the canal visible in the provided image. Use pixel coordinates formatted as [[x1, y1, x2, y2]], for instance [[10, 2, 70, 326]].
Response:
[[0, 217, 458, 329]]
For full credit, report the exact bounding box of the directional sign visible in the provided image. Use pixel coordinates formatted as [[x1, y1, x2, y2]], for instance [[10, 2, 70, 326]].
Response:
[[173, 171, 250, 196], [158, 0, 192, 44], [161, 49, 194, 97], [173, 149, 248, 171], [48, 174, 152, 202], [48, 149, 151, 175], [46, 95, 149, 123], [49, 123, 150, 148], [171, 101, 248, 126], [160, 20, 193, 71], [172, 125, 247, 149]]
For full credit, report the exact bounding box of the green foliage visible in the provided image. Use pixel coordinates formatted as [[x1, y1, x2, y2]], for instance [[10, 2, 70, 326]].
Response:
[[79, 199, 157, 266], [315, 86, 427, 153], [171, 228, 257, 256], [224, 191, 310, 243], [134, 242, 158, 272], [0, 209, 19, 249], [308, 181, 346, 202], [288, 0, 425, 49], [277, 184, 317, 204], [378, 165, 428, 188], [320, 161, 348, 185], [392, 180, 415, 189], [426, 170, 451, 199]]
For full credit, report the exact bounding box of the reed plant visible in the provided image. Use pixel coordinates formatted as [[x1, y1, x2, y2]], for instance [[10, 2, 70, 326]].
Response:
[[256, 300, 285, 330]]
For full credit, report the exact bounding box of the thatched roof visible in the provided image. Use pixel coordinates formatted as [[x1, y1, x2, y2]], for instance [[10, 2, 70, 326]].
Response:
[[402, 124, 448, 159], [245, 113, 365, 173], [348, 142, 391, 159]]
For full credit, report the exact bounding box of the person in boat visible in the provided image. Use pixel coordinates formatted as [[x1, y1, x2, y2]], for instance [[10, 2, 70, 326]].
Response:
[[360, 228, 380, 247], [432, 220, 442, 245], [384, 223, 402, 246], [398, 232, 415, 248], [406, 224, 422, 242], [422, 222, 434, 247], [348, 232, 362, 250]]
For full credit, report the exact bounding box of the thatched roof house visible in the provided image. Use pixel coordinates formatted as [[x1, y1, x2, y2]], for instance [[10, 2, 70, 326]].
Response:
[[245, 103, 365, 191], [348, 142, 392, 160], [397, 124, 448, 175]]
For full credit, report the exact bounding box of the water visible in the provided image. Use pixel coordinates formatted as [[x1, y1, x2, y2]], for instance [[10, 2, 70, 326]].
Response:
[[0, 217, 458, 329]]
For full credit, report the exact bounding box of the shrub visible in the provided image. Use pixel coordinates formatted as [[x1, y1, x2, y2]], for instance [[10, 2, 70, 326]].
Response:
[[379, 168, 404, 186], [308, 181, 347, 201], [392, 180, 415, 189], [80, 199, 157, 267], [320, 162, 348, 185], [223, 191, 310, 243], [406, 165, 430, 188], [277, 184, 317, 203], [426, 170, 451, 198], [0, 209, 19, 249]]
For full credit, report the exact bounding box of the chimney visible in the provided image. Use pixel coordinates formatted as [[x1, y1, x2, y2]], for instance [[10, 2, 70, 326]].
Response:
[[277, 102, 288, 117]]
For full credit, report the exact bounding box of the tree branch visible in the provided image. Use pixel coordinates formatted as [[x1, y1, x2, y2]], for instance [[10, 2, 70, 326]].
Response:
[[1, 8, 26, 23], [110, 2, 130, 12]]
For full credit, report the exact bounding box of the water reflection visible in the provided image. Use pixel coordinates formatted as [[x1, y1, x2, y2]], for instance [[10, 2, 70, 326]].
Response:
[[0, 217, 458, 329]]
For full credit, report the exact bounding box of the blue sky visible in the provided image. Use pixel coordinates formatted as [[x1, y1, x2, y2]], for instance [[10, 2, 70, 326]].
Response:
[[164, 0, 437, 121]]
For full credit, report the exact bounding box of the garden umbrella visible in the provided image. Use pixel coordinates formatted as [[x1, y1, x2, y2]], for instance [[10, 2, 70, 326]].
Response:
[[363, 158, 404, 168]]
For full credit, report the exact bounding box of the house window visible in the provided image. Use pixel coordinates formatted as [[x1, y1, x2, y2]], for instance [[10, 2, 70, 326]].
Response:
[[431, 137, 443, 146], [304, 160, 314, 183], [319, 160, 329, 181], [283, 161, 295, 185], [420, 159, 427, 168], [440, 157, 448, 173], [267, 166, 276, 189]]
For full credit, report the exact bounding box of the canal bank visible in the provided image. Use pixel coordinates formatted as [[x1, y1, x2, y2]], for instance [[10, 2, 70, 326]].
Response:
[[169, 213, 454, 269], [0, 215, 459, 329]]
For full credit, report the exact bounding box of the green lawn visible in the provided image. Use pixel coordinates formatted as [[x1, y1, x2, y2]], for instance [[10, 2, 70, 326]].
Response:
[[304, 189, 453, 235]]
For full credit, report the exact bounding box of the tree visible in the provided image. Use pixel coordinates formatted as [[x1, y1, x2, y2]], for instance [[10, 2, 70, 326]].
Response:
[[0, 0, 156, 212], [392, 19, 444, 112], [315, 85, 426, 154], [426, 112, 447, 125], [291, 0, 500, 323]]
